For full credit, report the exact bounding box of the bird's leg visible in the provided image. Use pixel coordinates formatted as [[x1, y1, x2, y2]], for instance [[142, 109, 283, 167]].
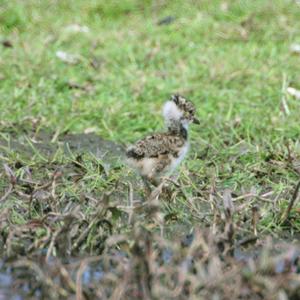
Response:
[[148, 176, 166, 201], [158, 176, 177, 200], [141, 176, 152, 198], [147, 160, 168, 188], [169, 172, 180, 183], [142, 175, 164, 201], [148, 177, 160, 187]]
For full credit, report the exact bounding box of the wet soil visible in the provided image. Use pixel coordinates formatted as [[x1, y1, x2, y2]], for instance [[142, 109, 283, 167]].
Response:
[[0, 131, 125, 162]]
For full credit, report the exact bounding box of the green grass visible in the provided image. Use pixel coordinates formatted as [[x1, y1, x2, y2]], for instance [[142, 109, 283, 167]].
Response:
[[1, 0, 300, 247], [0, 0, 299, 139]]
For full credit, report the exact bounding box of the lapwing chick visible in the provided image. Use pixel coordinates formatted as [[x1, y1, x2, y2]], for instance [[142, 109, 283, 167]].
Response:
[[126, 94, 199, 196]]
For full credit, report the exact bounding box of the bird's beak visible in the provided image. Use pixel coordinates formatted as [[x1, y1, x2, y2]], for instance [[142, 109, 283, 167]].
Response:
[[192, 117, 200, 124]]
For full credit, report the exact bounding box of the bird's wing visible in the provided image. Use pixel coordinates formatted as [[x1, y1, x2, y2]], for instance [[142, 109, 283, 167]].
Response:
[[126, 133, 185, 159]]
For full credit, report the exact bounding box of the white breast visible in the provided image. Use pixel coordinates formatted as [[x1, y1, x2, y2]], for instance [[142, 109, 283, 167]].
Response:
[[169, 142, 189, 174]]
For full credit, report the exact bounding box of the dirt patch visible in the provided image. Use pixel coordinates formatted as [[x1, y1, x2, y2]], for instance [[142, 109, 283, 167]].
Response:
[[0, 132, 125, 162]]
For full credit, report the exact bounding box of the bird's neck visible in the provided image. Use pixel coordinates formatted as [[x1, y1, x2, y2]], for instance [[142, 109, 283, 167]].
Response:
[[166, 119, 188, 140]]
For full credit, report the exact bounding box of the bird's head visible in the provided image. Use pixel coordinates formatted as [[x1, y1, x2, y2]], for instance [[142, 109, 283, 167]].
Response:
[[163, 94, 199, 128]]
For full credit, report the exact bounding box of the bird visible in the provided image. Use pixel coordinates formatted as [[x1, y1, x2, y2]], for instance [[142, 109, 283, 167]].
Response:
[[126, 94, 199, 196]]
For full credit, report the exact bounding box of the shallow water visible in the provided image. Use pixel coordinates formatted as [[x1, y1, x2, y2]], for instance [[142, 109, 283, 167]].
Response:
[[0, 240, 300, 300]]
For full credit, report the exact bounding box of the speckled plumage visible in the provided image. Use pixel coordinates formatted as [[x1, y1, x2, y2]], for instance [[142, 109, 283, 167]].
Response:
[[127, 133, 185, 160], [126, 94, 198, 188]]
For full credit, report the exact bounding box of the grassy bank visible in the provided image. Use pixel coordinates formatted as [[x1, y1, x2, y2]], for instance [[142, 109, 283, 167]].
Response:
[[1, 0, 300, 299]]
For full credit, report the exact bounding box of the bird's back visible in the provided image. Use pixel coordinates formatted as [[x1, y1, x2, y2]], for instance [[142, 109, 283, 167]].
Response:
[[127, 132, 185, 159], [126, 132, 188, 178]]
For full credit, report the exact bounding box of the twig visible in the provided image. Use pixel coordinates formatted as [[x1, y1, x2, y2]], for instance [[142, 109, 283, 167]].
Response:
[[76, 256, 101, 300], [0, 184, 13, 202], [281, 180, 300, 223], [281, 73, 290, 116], [237, 235, 258, 247], [128, 181, 134, 224], [251, 206, 259, 236], [46, 230, 60, 263], [222, 189, 235, 253], [162, 177, 180, 187], [233, 192, 274, 203]]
